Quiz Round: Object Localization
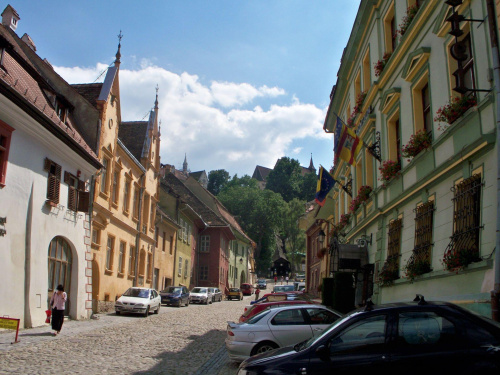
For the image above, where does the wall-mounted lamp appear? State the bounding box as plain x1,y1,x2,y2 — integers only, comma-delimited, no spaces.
317,229,326,244
356,233,373,248
239,258,243,264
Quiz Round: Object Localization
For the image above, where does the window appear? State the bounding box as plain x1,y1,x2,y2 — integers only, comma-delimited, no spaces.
329,315,387,355
147,253,153,281
271,309,306,326
305,308,338,325
422,84,432,134
91,228,100,247
362,48,371,90
106,236,115,271
169,236,174,254
142,194,150,233
184,259,188,278
179,219,184,242
178,256,183,277
410,201,435,267
100,158,109,194
132,186,139,219
150,202,155,232
118,241,126,274
44,158,62,205
162,231,166,252
48,236,72,294
200,235,210,252
0,120,14,186
412,73,432,135
384,218,403,278
54,99,67,122
112,170,120,205
187,224,191,245
64,171,89,212
384,4,396,54
445,174,482,263
128,246,136,276
387,111,401,166
123,179,131,214
200,265,208,280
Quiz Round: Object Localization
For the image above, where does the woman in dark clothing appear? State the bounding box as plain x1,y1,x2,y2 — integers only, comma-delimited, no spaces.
49,284,67,335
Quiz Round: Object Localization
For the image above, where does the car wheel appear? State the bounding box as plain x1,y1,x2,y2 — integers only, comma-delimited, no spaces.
251,341,279,356
155,304,160,314
205,297,209,305
115,311,120,315
144,306,150,317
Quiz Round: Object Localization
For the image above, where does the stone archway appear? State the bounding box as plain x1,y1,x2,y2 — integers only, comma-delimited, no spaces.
47,236,72,316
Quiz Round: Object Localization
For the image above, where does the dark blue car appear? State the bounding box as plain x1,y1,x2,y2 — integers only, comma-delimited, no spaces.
159,286,190,307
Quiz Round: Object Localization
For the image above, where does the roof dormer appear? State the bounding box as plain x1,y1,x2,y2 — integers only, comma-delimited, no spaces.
1,5,20,31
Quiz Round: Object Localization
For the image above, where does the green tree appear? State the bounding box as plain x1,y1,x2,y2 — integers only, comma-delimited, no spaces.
300,170,318,202
223,174,258,191
279,198,307,272
207,169,230,196
265,157,302,202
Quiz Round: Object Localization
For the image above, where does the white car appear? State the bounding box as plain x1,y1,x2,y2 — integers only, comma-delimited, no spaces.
225,304,342,362
115,287,161,317
190,287,213,304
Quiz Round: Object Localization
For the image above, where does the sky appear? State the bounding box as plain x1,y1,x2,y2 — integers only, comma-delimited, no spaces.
8,1,360,177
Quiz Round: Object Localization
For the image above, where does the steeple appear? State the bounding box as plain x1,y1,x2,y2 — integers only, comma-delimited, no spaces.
155,84,159,110
114,30,123,67
183,154,188,173
309,153,315,171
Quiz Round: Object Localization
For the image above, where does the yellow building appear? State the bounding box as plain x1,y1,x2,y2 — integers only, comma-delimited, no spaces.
73,43,161,311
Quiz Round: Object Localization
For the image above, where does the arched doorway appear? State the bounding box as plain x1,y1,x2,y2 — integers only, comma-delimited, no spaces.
240,270,246,284
47,236,72,315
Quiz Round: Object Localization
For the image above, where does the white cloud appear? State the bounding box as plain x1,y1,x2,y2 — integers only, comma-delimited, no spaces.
54,63,327,176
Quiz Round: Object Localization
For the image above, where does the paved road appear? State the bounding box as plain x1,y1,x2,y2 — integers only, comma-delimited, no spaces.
0,288,269,375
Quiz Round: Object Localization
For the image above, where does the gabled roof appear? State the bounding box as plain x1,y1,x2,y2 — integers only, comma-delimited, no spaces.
119,121,148,161
71,83,103,109
0,24,100,167
252,165,272,182
161,173,227,229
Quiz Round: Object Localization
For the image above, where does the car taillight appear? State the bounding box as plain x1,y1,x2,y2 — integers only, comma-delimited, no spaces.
228,330,234,336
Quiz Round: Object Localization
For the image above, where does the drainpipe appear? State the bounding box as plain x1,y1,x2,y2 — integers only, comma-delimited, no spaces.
134,173,145,287
487,0,500,322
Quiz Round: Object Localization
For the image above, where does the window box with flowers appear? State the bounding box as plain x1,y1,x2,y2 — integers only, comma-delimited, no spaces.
374,52,392,78
378,256,399,286
403,257,431,283
434,95,477,131
378,160,401,187
401,130,432,161
349,185,373,213
442,247,481,273
347,91,367,127
397,4,421,38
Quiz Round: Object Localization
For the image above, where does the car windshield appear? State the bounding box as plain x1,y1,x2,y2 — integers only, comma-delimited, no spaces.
229,288,240,292
302,312,360,350
123,288,150,298
162,287,182,293
192,288,207,293
273,285,294,292
246,309,271,324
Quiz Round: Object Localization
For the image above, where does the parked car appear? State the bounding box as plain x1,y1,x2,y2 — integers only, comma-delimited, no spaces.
240,299,315,323
226,304,342,362
293,281,306,291
240,283,254,295
190,287,213,304
272,284,294,293
227,287,243,301
294,274,305,282
257,279,267,289
249,291,314,306
115,287,161,317
237,295,500,374
159,286,190,307
209,287,223,302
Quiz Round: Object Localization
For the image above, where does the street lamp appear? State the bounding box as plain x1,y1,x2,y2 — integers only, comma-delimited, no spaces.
317,229,326,244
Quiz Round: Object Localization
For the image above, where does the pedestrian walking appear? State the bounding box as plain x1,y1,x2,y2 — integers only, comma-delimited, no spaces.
281,276,284,285
255,287,260,301
274,275,277,284
49,284,67,336
285,276,289,284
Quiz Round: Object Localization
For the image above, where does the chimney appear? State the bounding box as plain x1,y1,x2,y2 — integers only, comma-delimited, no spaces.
1,5,20,31
21,33,36,51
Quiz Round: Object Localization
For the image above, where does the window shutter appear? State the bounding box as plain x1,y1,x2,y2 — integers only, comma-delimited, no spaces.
78,191,90,212
64,171,70,184
44,158,51,172
78,179,85,191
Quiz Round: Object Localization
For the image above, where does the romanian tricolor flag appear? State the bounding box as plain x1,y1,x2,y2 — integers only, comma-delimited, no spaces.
333,115,362,166
315,166,336,207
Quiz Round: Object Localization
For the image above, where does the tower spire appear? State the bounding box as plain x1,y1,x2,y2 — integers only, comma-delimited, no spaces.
155,84,159,109
183,153,188,173
115,30,123,67
309,153,315,170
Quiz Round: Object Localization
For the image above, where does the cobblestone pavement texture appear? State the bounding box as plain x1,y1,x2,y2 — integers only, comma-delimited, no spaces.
0,285,274,375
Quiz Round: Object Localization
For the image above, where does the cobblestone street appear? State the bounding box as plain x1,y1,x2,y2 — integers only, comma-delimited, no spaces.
0,291,262,374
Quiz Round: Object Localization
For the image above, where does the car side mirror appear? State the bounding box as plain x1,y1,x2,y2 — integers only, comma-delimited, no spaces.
315,345,330,362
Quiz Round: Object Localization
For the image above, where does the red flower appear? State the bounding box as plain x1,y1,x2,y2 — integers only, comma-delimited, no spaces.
435,95,477,130
401,130,432,160
378,160,401,185
374,53,392,77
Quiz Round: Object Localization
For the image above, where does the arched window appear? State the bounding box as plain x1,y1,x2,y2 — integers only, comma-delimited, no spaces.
48,236,72,293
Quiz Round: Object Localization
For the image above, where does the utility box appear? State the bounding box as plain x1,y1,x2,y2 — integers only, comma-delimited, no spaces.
322,273,355,314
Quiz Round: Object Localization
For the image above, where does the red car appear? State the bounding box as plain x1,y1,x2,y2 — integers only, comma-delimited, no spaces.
240,283,254,296
239,299,314,323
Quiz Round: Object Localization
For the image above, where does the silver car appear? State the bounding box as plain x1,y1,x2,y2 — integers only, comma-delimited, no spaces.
190,287,213,304
225,304,341,362
209,287,223,302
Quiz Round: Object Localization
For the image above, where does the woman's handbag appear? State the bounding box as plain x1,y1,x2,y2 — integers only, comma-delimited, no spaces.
45,309,52,323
